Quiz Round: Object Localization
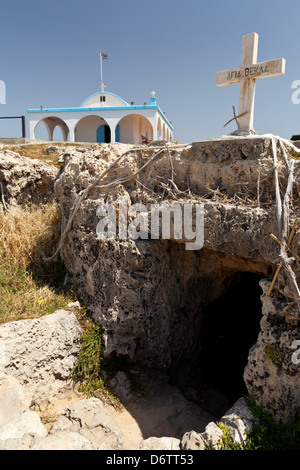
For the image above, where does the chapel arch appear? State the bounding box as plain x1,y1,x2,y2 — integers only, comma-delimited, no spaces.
75,115,111,143
34,116,69,141
53,125,66,141
34,120,51,141
117,114,153,145
166,128,170,142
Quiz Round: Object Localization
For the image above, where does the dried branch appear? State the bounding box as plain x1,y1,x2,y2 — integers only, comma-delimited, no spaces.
0,182,8,211
43,145,177,262
268,136,300,312
257,169,261,207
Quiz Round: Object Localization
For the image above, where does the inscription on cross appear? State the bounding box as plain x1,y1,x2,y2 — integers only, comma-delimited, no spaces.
216,32,286,133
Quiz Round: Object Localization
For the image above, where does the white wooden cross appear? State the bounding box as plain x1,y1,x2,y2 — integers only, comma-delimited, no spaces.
216,32,286,133
0,80,5,104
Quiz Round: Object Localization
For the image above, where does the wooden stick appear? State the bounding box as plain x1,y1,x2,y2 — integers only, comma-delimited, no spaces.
223,107,248,128
267,262,283,296
269,233,300,261
268,218,299,295
287,218,299,246
257,169,261,207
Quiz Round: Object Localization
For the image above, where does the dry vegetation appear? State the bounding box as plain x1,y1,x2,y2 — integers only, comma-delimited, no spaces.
3,143,95,168
0,199,123,407
0,202,75,324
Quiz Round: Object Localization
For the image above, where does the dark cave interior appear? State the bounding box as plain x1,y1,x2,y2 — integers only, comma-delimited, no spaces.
169,270,264,418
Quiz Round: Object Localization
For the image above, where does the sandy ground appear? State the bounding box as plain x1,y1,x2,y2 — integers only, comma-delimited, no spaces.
108,381,218,449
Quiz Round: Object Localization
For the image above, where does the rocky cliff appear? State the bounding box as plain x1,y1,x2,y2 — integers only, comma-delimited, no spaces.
1,136,299,425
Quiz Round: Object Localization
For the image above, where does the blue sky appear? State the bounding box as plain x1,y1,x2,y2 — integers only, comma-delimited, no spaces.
1,0,300,143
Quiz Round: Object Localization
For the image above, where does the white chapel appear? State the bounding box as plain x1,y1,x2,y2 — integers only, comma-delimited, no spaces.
27,89,174,145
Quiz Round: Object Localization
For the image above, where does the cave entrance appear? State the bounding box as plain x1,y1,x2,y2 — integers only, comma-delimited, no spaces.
198,271,263,414
168,267,264,418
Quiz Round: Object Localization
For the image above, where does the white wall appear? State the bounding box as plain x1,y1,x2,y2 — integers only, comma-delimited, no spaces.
28,108,170,143
75,115,107,142
119,115,134,143
82,93,128,108
118,114,153,144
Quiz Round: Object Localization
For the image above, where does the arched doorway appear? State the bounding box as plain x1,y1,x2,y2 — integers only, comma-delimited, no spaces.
53,125,65,141
34,116,69,141
34,120,51,141
75,115,110,143
115,124,120,143
117,114,153,144
97,124,111,143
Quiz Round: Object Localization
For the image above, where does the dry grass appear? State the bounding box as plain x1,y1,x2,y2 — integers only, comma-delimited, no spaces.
4,143,95,168
5,144,62,167
0,203,75,324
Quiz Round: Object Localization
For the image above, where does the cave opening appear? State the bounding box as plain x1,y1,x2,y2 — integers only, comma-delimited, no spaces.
198,271,263,413
168,267,265,419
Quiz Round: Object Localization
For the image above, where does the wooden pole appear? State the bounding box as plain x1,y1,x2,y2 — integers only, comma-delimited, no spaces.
269,233,300,261
267,218,299,295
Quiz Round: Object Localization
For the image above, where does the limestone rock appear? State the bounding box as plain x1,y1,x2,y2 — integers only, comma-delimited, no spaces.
0,151,58,206
49,415,73,434
30,431,101,450
0,433,34,450
181,422,223,450
49,397,123,450
140,436,180,450
0,373,47,442
0,395,124,450
46,146,60,155
67,301,82,312
220,397,257,444
181,398,255,450
0,394,123,450
0,373,32,422
180,430,206,450
0,310,82,406
0,411,47,441
200,422,224,448
244,280,300,423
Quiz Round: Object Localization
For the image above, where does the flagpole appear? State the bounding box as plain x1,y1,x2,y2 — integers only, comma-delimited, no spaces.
100,50,104,92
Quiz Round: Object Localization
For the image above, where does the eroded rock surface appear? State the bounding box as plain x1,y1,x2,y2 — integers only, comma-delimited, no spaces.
0,150,59,206
1,136,299,430
0,373,47,443
244,279,300,423
0,310,81,406
52,137,300,423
